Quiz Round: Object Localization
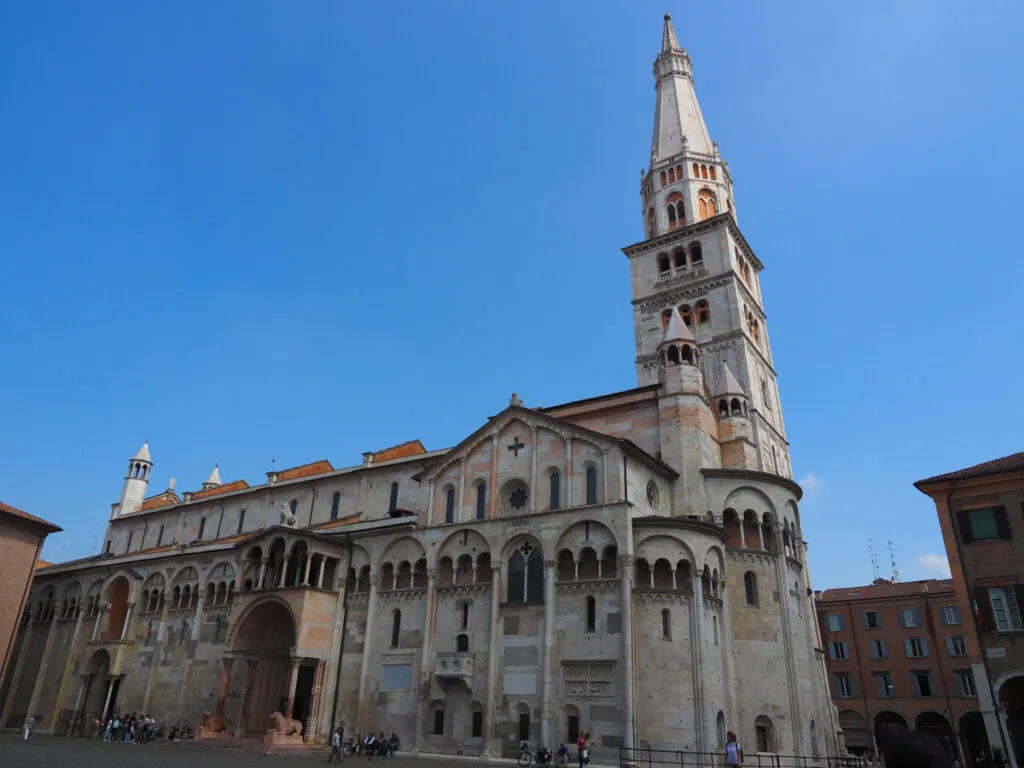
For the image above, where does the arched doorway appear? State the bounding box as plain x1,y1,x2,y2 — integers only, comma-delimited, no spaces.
229,599,298,735
874,711,909,751
959,711,991,767
839,710,872,756
81,650,115,730
915,711,956,758
999,675,1024,763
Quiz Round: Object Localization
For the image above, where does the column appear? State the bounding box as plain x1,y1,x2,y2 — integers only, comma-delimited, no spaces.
141,598,172,713
285,656,302,719
530,427,539,513
355,575,379,733
427,480,436,524
457,458,467,522
70,677,86,735
414,568,438,752
317,559,326,589
235,660,257,738
488,435,499,518
101,678,115,720
484,561,503,758
258,557,268,590
303,554,313,586
90,606,106,641
0,622,35,730
565,437,574,507
119,602,135,641
773,530,802,754
757,523,765,551
306,660,326,743
215,656,234,714
540,560,557,747
739,519,747,550
619,555,636,752
49,607,87,733
691,573,706,756
278,555,289,588
25,613,60,725
174,659,194,723
191,594,206,642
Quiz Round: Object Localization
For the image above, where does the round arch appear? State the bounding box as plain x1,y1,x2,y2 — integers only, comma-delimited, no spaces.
915,711,955,756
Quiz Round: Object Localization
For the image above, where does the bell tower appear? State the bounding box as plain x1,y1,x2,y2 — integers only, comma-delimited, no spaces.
624,15,792,478
114,441,151,518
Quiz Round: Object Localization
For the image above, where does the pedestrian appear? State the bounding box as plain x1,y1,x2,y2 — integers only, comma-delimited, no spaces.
329,721,345,763
725,731,743,768
23,716,35,740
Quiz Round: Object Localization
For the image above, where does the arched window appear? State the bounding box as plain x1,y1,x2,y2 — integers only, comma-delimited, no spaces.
730,398,742,415
744,571,759,606
330,492,341,521
696,299,709,325
709,166,717,180
391,609,401,648
698,189,717,220
689,242,703,268
647,208,656,237
673,250,686,270
585,466,598,505
692,162,700,177
156,524,164,547
667,345,680,364
389,482,399,511
713,614,720,644
461,601,470,629
526,548,545,603
289,499,298,516
197,517,206,541
679,305,693,327
667,204,677,228
549,472,560,510
659,171,667,186
676,164,682,179
718,399,728,417
586,596,596,632
456,633,469,652
658,254,670,276
476,483,487,520
762,379,773,410
716,712,726,749
668,167,675,183
662,608,671,639
661,309,672,330
445,487,455,524
508,551,526,604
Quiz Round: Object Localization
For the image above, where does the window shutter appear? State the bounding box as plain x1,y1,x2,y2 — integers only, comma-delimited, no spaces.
921,638,929,657
957,510,974,544
899,610,907,628
994,506,1011,539
1014,585,1024,618
955,674,964,697
975,587,996,632
904,638,912,656
946,637,954,655
911,675,920,696
928,674,936,696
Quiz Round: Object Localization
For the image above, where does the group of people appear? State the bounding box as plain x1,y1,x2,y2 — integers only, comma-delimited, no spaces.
94,713,190,744
328,722,400,763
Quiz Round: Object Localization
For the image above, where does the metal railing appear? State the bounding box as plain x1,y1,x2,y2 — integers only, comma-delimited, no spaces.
618,748,861,768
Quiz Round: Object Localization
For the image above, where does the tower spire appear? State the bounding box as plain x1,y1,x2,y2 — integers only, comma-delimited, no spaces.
661,13,681,52
651,14,713,163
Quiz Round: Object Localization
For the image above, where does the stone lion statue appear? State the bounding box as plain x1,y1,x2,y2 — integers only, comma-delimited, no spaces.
201,710,232,733
268,711,302,736
279,501,297,528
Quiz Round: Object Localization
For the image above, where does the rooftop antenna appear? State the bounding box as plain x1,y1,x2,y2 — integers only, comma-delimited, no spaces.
888,540,900,583
58,539,71,561
868,539,881,581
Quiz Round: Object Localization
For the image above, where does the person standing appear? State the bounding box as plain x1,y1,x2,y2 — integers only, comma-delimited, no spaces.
329,722,345,763
725,731,743,768
23,716,35,740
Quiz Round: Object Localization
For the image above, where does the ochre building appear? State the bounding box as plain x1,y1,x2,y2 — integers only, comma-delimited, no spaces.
1,17,838,761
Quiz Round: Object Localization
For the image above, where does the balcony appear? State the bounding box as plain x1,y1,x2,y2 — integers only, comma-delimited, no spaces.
657,265,708,284
434,652,475,681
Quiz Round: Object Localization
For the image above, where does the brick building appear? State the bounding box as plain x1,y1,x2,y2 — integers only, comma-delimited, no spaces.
916,451,1024,768
0,501,61,690
816,578,987,762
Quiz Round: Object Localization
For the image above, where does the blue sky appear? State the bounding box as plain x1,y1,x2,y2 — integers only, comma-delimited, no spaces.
2,2,1022,587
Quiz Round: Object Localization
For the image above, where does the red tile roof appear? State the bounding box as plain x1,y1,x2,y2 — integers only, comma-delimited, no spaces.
276,460,334,482
916,451,1024,486
140,490,181,512
818,578,955,603
37,559,54,569
190,479,250,501
308,513,362,531
372,440,426,463
0,500,62,533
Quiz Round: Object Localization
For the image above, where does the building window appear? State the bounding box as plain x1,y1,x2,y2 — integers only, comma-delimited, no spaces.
585,467,597,505
825,613,843,632
289,499,298,516
958,506,1010,542
744,571,758,606
476,483,487,520
461,601,470,630
197,518,206,541
947,636,968,656
526,548,544,603
713,614,719,644
912,672,935,697
905,637,928,658
874,672,895,698
716,712,726,749
941,605,962,625
391,609,401,648
698,189,717,220
509,547,544,605
988,587,1024,632
456,633,469,652
586,596,597,633
828,641,850,660
696,299,709,324
661,608,671,640
870,639,888,659
432,709,444,736
105,540,111,554
863,610,881,629
236,510,245,535
472,710,484,738
389,482,399,511
549,472,560,510
330,492,341,521
834,673,854,698
518,707,531,742
901,607,922,628
445,488,455,524
126,532,134,552
156,525,164,547
509,551,526,604
754,717,774,753
568,715,580,744
955,669,978,697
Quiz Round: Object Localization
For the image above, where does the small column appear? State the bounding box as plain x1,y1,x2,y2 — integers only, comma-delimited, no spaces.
414,568,438,752
565,437,574,507
285,656,302,719
235,660,257,738
483,561,503,758
119,602,136,641
488,434,499,518
90,606,105,642
278,555,289,588
101,678,115,720
427,480,436,524
757,523,765,551
0,621,35,729
191,594,206,642
529,426,539,513
601,448,610,503
540,560,557,746
317,558,326,589
305,660,326,743
303,553,313,586
355,575,379,733
691,572,706,755
619,555,636,751
457,458,467,522
215,656,234,715
25,612,60,723
739,518,747,550
258,557,269,590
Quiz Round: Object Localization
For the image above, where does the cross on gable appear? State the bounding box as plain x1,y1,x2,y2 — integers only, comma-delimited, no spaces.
507,437,526,457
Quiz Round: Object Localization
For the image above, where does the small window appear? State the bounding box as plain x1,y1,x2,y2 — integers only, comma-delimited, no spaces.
433,709,444,736
874,672,895,698
862,610,881,629
105,540,111,554
197,518,206,541
667,204,677,228
661,608,671,640
901,607,922,628
833,673,854,698
913,672,935,697
824,613,843,632
905,637,928,658
658,254,671,275
330,492,341,521
518,711,530,742
156,525,164,547
126,532,134,552
472,710,484,738
585,466,597,505
744,571,758,606
696,300,709,325
461,601,469,630
389,482,399,511
947,636,968,657
568,715,580,744
828,641,849,660
549,472,560,510
476,483,487,520
870,639,887,659
236,511,245,535
445,488,455,524
391,609,401,648
941,605,962,625
508,551,526,604
586,596,597,633
456,633,470,652
955,669,978,697
289,499,298,515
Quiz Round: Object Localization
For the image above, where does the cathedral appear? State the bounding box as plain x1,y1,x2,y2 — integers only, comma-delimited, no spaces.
1,16,839,761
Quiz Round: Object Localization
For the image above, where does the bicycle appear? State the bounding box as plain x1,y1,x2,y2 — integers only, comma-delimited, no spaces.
518,742,553,767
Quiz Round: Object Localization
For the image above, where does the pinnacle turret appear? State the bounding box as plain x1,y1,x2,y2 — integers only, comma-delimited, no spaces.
202,465,222,490
661,13,681,53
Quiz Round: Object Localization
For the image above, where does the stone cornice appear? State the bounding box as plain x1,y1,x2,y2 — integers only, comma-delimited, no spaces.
634,274,733,308
702,467,802,501
633,590,692,606
622,213,764,273
556,579,620,596
724,550,779,566
436,584,492,600
632,516,726,542
751,410,790,447
378,587,427,602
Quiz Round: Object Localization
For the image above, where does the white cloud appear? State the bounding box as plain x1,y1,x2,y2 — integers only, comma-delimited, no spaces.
799,472,823,492
916,552,951,579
